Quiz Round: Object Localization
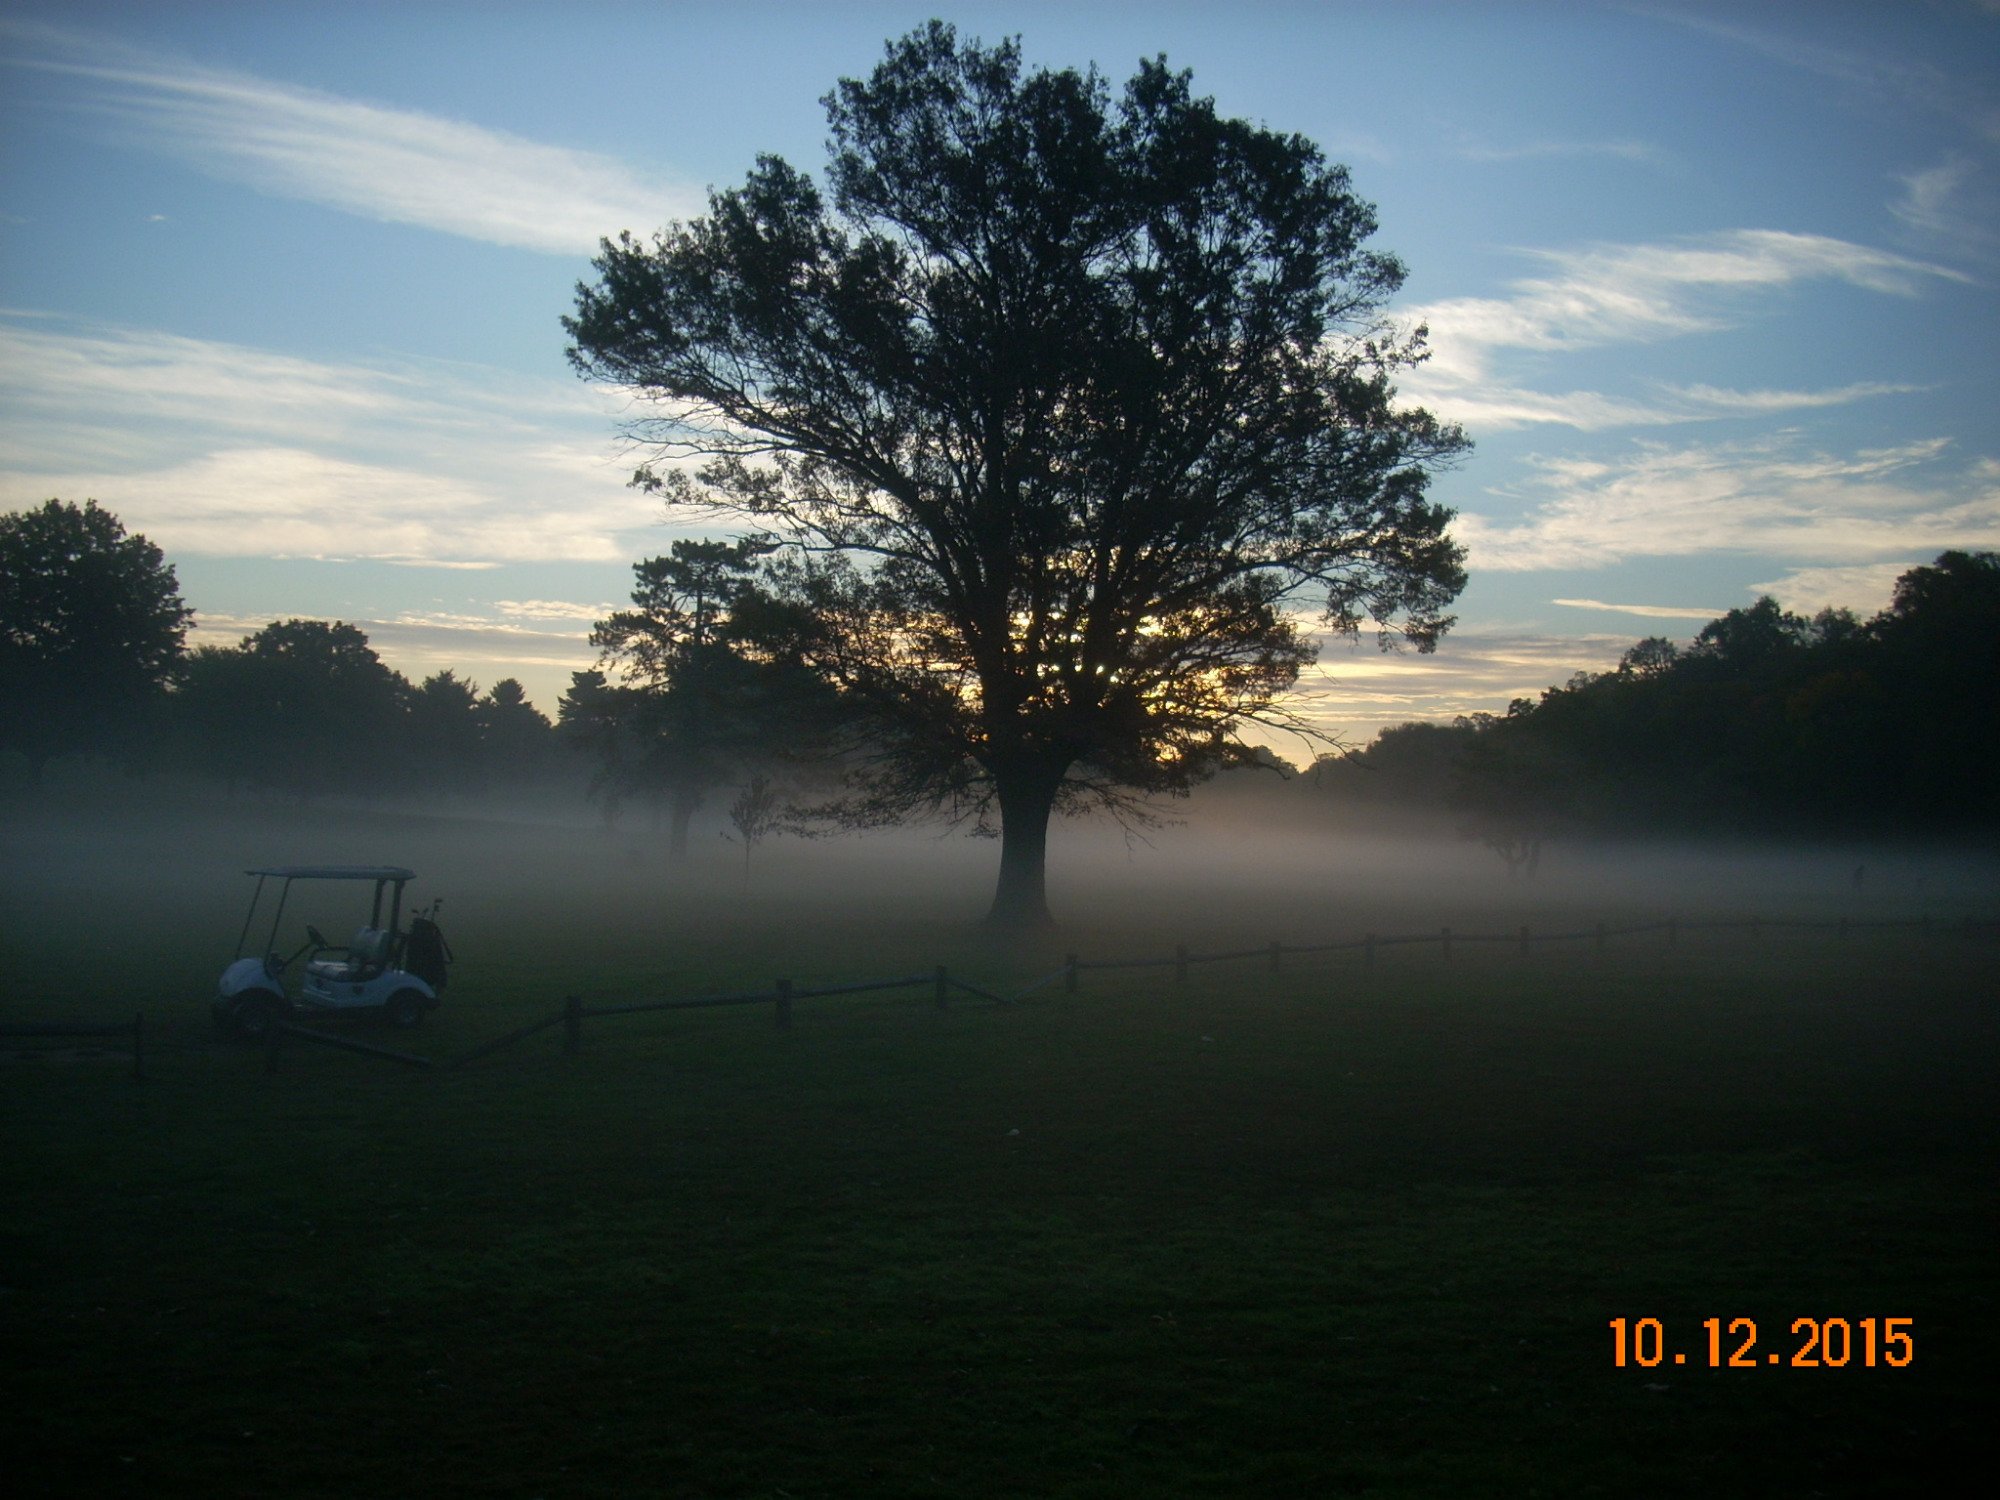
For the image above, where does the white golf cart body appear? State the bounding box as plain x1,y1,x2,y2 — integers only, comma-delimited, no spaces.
216,865,441,1033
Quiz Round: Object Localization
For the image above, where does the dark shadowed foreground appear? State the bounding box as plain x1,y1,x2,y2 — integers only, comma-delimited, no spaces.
2,797,1995,1496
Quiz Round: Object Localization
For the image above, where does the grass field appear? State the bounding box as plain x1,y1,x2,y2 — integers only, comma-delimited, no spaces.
2,798,1996,1496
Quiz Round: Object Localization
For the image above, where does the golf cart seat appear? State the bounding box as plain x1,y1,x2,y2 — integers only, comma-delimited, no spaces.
305,926,395,982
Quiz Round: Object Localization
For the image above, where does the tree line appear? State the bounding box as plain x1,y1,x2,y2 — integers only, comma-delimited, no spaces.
1313,551,2000,860
9,497,1992,871
0,499,564,798
0,499,827,854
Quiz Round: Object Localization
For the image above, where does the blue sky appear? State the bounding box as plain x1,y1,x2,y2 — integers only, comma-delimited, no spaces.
3,1,1995,746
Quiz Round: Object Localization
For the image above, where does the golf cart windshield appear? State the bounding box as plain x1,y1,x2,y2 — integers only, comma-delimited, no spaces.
236,866,418,962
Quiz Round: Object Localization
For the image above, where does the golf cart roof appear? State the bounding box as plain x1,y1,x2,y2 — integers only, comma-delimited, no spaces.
246,865,416,882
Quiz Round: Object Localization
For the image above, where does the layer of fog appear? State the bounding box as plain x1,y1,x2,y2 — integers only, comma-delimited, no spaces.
8,775,1997,979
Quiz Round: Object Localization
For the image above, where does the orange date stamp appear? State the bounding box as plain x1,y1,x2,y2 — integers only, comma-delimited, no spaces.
1609,1317,1913,1369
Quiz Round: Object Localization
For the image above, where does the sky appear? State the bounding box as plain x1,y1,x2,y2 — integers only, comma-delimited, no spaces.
2,0,1995,750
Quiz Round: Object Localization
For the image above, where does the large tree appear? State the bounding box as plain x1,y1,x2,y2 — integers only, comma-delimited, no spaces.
0,498,193,780
566,24,1468,925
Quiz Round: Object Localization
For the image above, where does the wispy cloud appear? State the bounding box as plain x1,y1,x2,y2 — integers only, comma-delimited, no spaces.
4,24,698,253
1895,156,1977,235
1400,230,1965,432
0,320,411,428
356,614,605,701
1550,598,1723,620
1747,562,1919,617
1459,434,2000,572
495,599,622,623
1666,381,1928,414
1418,379,1925,436
1408,230,1964,384
1292,628,1641,742
1642,7,2000,147
0,315,670,564
1446,132,1670,167
2,444,646,565
1891,154,1999,261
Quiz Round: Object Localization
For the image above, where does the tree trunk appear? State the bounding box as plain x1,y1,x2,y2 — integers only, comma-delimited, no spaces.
985,765,1062,930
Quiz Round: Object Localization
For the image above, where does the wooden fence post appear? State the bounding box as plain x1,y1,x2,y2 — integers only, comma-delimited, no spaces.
564,995,582,1055
131,1012,145,1082
1268,940,1282,975
1064,953,1078,993
1441,926,1452,960
776,978,793,1030
934,964,949,1010
1175,944,1189,982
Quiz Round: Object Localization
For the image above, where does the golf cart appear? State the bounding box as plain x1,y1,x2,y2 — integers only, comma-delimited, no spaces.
214,866,451,1037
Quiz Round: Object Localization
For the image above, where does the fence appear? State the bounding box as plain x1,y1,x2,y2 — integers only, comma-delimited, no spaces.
263,1021,434,1073
447,910,1994,1070
7,913,1993,1081
1056,912,1994,991
453,964,1019,1070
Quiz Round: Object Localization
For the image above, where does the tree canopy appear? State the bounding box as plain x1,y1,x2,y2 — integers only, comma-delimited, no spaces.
173,619,411,796
568,24,1468,924
0,498,193,778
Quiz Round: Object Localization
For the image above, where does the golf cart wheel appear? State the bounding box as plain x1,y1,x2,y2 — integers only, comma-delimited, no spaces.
385,990,425,1029
232,994,284,1040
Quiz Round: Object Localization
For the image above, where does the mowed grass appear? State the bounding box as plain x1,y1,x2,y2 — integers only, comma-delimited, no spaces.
1,802,1996,1497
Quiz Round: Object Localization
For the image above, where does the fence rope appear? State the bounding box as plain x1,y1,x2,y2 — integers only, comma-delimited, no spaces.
950,976,1021,1005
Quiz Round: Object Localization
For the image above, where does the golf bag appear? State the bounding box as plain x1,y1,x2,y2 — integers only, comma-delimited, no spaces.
404,914,453,992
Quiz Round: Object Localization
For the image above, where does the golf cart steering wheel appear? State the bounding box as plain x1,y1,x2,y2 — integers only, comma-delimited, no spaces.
306,924,328,949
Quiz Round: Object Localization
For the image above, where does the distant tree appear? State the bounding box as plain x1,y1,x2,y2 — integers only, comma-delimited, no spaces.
172,644,270,791
1427,554,2000,840
1868,550,2000,822
1684,597,1810,671
1618,636,1679,678
1448,707,1578,875
566,23,1467,926
173,620,410,796
0,499,193,781
723,773,786,881
1881,549,2000,634
477,677,558,784
557,669,645,825
588,539,790,859
1311,720,1470,814
408,670,485,793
